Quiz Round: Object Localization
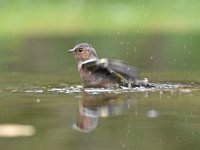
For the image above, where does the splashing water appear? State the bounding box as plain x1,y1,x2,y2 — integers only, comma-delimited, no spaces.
0,82,196,95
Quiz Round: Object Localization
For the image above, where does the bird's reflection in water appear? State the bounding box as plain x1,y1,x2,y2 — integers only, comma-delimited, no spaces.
72,92,134,132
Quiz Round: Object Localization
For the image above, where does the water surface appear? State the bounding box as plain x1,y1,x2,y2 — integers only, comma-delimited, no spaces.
0,34,200,150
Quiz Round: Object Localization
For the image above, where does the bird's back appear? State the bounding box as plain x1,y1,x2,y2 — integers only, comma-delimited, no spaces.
80,58,138,88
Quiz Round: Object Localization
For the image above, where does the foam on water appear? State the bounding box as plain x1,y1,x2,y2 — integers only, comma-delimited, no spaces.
0,82,197,95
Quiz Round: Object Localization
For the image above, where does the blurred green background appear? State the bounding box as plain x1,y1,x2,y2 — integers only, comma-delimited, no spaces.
1,0,200,86
0,0,200,35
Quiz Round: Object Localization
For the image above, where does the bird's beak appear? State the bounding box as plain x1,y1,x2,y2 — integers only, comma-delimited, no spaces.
68,48,75,53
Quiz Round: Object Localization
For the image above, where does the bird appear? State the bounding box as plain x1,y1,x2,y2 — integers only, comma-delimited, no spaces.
68,43,153,88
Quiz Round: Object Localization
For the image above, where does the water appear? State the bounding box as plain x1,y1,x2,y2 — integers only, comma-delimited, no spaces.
0,34,200,150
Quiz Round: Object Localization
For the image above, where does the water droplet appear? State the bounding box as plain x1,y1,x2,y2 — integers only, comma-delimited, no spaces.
147,110,159,118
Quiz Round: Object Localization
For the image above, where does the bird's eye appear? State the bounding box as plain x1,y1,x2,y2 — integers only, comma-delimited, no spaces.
78,49,83,52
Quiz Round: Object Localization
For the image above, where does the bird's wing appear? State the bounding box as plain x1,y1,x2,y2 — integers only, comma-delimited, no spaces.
81,59,98,69
98,58,138,81
82,59,128,85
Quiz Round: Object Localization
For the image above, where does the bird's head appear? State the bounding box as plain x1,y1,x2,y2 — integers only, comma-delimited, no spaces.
68,43,98,62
